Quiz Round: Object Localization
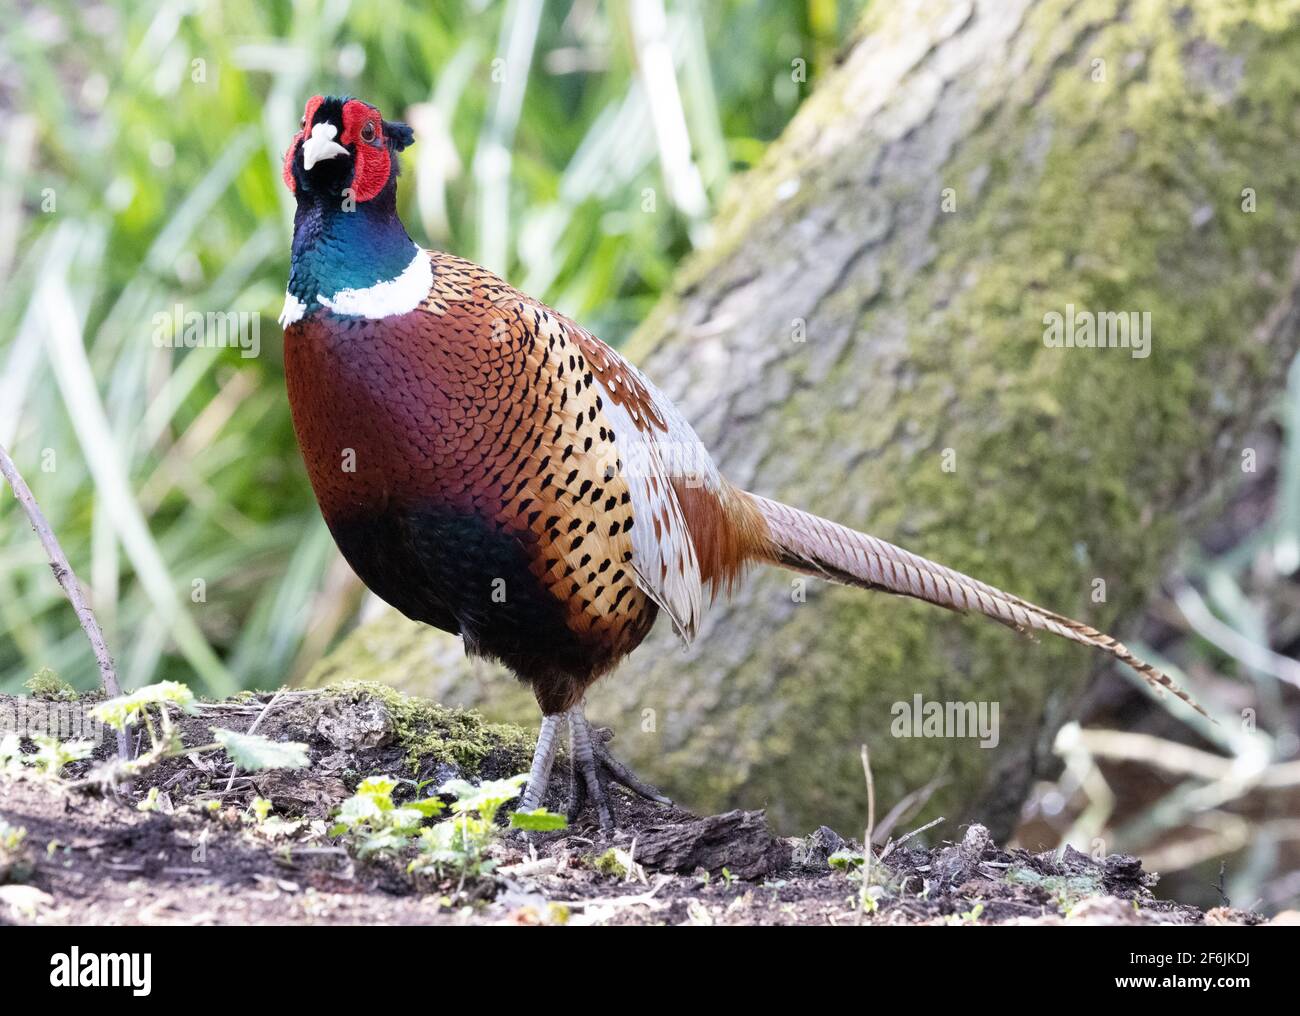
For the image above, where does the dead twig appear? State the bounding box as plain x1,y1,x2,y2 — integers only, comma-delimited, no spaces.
222,689,286,795
0,440,129,762
498,857,559,878
880,815,946,862
858,743,875,924
561,874,672,910
873,769,949,845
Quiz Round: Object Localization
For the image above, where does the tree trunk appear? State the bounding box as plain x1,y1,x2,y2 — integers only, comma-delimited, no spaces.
302,0,1300,838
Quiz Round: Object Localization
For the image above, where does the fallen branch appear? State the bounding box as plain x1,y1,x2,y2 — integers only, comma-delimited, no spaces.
0,440,129,762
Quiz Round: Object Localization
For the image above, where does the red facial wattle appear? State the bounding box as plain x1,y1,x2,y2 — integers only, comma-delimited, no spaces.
282,95,324,193
338,99,391,203
282,96,391,202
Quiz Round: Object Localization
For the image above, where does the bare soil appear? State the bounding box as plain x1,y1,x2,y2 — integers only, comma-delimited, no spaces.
0,687,1275,926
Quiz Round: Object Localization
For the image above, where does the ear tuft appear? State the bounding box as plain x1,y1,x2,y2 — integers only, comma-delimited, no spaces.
384,120,415,152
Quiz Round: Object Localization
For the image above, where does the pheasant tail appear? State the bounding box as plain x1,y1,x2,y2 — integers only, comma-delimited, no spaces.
742,492,1209,718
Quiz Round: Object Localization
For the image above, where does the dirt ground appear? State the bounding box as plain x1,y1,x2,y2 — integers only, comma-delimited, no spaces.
0,686,1282,926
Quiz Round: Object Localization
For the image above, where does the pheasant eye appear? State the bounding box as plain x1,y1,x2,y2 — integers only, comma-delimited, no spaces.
360,121,376,143
299,116,306,130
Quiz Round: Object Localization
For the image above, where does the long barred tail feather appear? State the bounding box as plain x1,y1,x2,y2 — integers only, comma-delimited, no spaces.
744,492,1209,718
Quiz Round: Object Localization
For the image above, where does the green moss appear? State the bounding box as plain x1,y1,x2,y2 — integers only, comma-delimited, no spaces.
323,680,534,776
24,668,78,702
1006,866,1106,909
589,848,629,879
298,610,539,726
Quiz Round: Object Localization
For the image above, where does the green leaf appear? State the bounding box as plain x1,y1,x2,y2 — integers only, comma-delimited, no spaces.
439,773,528,816
91,681,198,730
336,795,382,827
510,808,568,831
356,829,413,857
388,808,427,834
211,728,308,771
0,733,22,768
30,735,94,776
356,775,399,800
407,797,445,818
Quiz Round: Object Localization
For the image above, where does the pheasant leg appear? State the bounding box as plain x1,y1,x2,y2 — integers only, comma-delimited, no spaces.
564,704,672,830
518,712,564,814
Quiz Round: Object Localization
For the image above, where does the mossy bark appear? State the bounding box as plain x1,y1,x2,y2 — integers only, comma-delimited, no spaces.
302,0,1300,836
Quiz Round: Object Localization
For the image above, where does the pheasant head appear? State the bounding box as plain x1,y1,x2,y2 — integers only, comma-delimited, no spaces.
279,96,423,327
282,95,414,204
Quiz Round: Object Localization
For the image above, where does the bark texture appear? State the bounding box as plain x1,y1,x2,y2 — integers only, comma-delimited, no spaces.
302,0,1300,837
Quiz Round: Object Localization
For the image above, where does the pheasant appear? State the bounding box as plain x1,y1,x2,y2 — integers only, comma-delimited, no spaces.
280,96,1206,830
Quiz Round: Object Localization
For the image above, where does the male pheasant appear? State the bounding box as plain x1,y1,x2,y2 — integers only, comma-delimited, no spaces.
280,96,1206,830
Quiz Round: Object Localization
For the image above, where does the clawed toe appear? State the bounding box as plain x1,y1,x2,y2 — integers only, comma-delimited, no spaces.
521,706,672,833
568,707,614,830
592,735,672,806
562,706,672,831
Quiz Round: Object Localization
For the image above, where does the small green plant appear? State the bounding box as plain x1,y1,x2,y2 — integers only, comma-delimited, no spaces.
590,847,630,879
0,821,27,853
329,775,438,856
29,734,94,776
329,771,566,886
948,902,984,926
0,733,25,772
410,775,530,881
25,667,78,701
0,819,31,883
1,729,94,777
588,845,643,883
92,680,197,732
136,787,162,813
829,847,884,914
89,682,308,787
0,731,94,777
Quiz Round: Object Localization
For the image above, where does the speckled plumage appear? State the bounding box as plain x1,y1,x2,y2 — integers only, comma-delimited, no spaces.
285,252,707,712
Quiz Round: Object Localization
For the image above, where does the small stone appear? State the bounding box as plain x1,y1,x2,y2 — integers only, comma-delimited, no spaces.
314,696,395,751
960,823,992,860
791,825,847,868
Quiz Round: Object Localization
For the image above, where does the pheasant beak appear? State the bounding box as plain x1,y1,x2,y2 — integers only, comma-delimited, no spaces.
301,122,348,170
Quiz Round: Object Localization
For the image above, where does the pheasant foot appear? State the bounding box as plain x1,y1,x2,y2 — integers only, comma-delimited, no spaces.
519,705,672,831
